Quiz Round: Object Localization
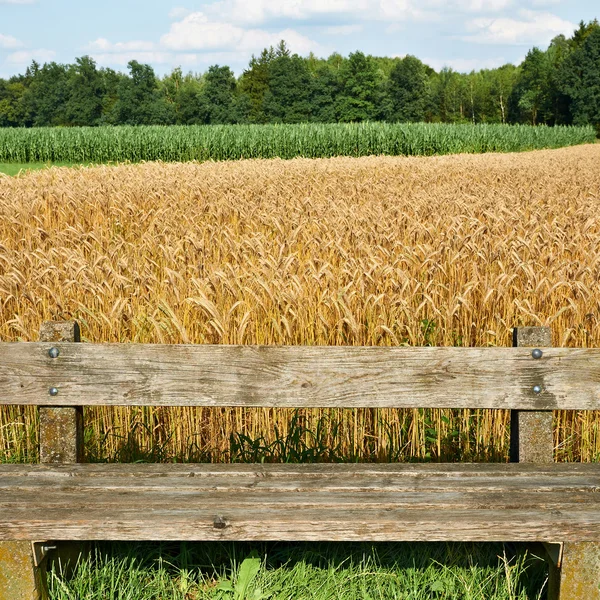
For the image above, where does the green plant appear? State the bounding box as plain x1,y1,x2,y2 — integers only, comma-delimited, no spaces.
216,553,267,600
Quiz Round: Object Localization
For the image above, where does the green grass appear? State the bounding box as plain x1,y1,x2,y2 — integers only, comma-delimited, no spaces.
47,542,548,600
0,122,595,165
0,161,86,176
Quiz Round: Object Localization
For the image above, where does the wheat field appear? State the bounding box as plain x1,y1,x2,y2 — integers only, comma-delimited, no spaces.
1,144,599,462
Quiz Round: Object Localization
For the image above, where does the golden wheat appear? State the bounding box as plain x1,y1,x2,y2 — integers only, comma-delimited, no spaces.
1,145,599,462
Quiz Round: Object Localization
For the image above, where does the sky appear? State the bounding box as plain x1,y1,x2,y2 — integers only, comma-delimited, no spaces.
0,0,598,78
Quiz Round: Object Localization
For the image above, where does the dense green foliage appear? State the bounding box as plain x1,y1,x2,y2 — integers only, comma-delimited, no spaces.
0,122,594,164
1,21,599,132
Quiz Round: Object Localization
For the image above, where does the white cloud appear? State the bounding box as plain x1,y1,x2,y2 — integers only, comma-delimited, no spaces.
422,55,513,72
443,0,513,11
0,0,36,4
462,9,574,45
379,0,440,21
204,0,373,26
199,0,513,27
87,38,155,52
169,6,192,19
5,48,56,64
90,51,198,67
0,33,23,49
160,12,328,55
529,0,560,5
322,25,364,35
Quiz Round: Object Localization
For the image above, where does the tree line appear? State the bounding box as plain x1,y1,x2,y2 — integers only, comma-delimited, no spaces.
0,20,598,131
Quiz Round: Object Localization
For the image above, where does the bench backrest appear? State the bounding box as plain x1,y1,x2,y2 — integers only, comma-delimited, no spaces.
1,330,599,410
2,321,598,463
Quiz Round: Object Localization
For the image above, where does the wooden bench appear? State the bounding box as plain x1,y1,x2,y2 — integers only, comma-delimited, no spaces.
1,321,600,600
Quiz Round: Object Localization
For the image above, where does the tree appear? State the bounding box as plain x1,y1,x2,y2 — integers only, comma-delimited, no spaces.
570,19,600,49
488,65,519,124
560,26,600,133
386,55,428,122
430,67,468,123
21,61,69,126
0,77,27,127
238,47,275,123
545,35,572,125
112,61,174,125
263,42,313,123
310,62,340,123
509,47,552,125
159,68,205,125
335,51,382,122
197,65,238,124
65,56,105,126
99,67,127,125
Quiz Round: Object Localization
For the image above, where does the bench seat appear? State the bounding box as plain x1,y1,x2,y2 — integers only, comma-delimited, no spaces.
1,463,600,543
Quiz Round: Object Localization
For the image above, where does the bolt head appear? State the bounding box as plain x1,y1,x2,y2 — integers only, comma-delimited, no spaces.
533,385,542,394
49,387,59,397
531,348,543,359
48,347,59,359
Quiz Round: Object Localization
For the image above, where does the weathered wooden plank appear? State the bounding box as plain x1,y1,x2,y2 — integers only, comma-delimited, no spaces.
0,463,599,491
2,487,599,512
1,464,600,542
3,507,600,542
1,343,599,409
3,461,600,476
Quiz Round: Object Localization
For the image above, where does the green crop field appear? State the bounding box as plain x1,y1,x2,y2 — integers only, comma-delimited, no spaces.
0,122,595,165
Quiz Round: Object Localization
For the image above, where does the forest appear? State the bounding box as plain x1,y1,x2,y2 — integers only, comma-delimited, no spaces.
0,19,598,131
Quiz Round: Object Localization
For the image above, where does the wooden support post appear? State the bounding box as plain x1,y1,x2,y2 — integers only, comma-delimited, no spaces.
0,542,47,600
39,321,83,464
0,321,84,600
39,321,87,586
510,326,553,463
511,327,557,596
548,542,600,599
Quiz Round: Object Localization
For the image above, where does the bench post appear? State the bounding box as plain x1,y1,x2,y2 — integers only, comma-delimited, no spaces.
512,327,600,599
510,327,553,463
0,321,84,600
38,321,84,463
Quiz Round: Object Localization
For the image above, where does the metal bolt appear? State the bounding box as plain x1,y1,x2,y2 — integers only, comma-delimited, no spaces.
48,347,59,359
533,385,542,394
531,348,543,359
41,545,57,553
49,387,59,397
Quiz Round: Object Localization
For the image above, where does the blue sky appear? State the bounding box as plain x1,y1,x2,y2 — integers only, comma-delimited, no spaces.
0,0,598,78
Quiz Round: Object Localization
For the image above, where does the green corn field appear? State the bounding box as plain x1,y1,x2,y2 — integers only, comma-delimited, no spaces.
0,122,595,164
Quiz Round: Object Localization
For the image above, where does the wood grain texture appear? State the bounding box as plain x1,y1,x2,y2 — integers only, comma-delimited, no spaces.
0,343,599,409
1,463,600,542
